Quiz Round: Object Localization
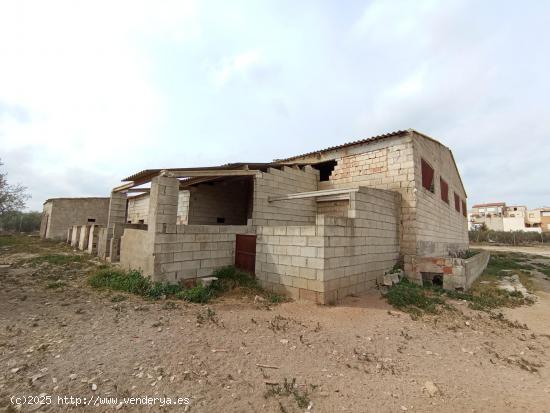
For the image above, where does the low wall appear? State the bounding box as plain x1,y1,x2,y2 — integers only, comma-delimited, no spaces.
464,250,490,289
152,225,253,283
413,250,490,290
120,229,154,275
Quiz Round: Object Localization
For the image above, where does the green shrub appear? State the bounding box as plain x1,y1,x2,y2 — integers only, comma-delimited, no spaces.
210,266,260,292
385,279,445,315
89,268,184,299
89,268,152,295
176,285,213,303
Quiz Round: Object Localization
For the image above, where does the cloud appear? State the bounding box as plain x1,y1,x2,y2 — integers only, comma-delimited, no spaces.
0,0,549,211
212,49,265,87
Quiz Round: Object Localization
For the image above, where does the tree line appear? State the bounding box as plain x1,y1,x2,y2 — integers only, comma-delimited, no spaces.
469,226,549,245
0,159,41,233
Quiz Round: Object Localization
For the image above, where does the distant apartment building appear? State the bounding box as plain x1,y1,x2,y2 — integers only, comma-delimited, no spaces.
468,202,546,233
531,207,550,232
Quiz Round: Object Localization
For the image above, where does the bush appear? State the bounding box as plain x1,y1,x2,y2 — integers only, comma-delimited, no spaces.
175,285,213,303
469,229,549,244
89,268,153,296
210,266,261,293
385,279,445,315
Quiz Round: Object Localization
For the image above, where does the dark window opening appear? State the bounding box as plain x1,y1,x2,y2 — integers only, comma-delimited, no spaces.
421,159,435,193
87,218,96,223
422,272,443,287
440,177,449,204
217,217,226,224
454,193,461,212
127,220,132,224
312,160,337,182
138,219,145,224
462,200,467,217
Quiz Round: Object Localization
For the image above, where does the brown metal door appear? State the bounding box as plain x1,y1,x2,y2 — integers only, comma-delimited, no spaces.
235,234,256,274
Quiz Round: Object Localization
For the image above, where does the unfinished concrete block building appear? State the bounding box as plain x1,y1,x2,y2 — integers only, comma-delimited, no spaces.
47,129,485,303
40,197,110,240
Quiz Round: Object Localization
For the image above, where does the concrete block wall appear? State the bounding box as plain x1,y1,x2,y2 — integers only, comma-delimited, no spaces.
315,135,416,258
256,187,401,303
188,179,251,225
177,191,190,224
151,225,252,283
126,191,190,225
323,188,401,302
127,195,150,224
255,224,324,301
412,133,468,262
317,200,349,217
40,202,53,238
252,166,319,226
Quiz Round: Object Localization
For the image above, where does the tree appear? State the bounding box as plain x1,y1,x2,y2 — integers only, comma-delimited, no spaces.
0,159,29,216
0,211,42,232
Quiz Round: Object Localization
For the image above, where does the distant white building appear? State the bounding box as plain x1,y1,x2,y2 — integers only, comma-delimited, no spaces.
468,202,542,233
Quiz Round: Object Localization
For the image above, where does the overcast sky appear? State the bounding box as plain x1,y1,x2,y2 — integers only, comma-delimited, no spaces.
1,0,549,211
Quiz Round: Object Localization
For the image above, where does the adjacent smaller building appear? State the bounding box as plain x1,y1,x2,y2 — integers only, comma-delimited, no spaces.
40,197,110,240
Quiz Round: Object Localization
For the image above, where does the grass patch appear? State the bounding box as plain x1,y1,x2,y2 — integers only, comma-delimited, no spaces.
483,253,535,276
0,235,24,247
449,249,480,259
88,265,284,304
454,281,528,310
385,265,534,316
534,263,550,276
29,254,84,266
384,279,445,316
89,268,182,299
175,285,213,303
267,293,288,304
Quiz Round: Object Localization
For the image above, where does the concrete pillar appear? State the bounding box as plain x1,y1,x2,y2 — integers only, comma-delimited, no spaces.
148,174,179,234
107,191,128,235
78,225,90,250
98,191,127,259
87,224,101,254
70,225,81,248
147,174,179,282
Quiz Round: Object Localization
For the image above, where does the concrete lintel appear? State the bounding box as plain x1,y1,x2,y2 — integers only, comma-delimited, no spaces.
268,188,359,202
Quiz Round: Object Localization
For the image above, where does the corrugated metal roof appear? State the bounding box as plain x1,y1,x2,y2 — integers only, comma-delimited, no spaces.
274,130,410,162
121,163,275,183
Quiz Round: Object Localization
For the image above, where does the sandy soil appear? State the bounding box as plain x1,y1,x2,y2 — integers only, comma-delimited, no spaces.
1,238,550,412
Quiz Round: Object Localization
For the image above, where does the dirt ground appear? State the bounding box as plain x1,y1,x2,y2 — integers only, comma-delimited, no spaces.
2,237,550,412
475,244,550,258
